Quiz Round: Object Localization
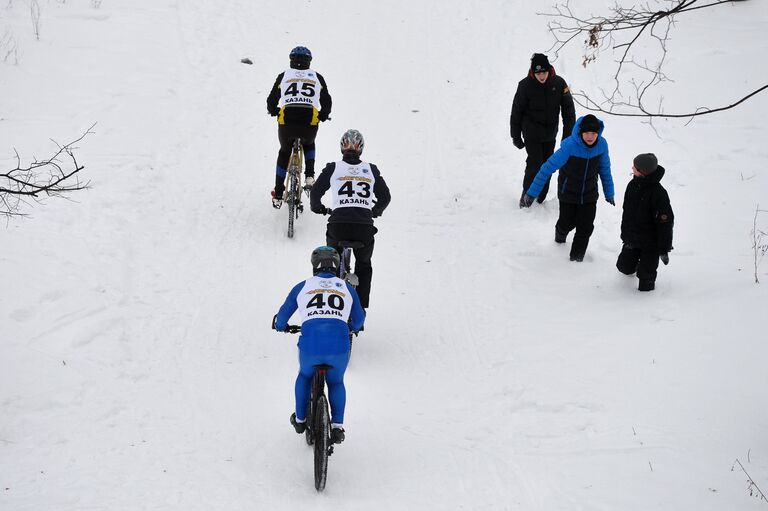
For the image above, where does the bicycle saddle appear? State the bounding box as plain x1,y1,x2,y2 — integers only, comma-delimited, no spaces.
338,240,364,250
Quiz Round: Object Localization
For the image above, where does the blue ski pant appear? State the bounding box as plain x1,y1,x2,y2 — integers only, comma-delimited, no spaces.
295,350,349,425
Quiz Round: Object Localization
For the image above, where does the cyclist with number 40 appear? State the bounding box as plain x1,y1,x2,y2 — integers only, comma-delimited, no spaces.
310,129,391,310
273,246,365,444
267,46,332,209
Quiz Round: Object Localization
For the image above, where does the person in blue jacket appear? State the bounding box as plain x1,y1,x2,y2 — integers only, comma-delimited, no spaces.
520,114,615,261
273,246,365,444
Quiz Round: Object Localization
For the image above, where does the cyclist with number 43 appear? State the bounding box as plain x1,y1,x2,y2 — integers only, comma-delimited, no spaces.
267,46,332,208
273,246,365,444
310,130,391,310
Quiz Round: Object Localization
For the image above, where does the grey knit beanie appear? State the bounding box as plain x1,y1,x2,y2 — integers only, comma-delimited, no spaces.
633,153,658,175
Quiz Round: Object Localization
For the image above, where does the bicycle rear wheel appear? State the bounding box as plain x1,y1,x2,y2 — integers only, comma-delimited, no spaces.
313,394,331,491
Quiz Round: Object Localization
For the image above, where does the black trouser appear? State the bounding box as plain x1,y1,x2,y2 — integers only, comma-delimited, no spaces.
522,139,556,202
326,223,378,309
616,245,660,288
556,201,597,258
275,124,318,193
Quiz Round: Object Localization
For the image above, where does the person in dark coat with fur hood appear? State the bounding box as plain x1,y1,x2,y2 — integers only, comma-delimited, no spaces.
616,153,674,291
520,114,615,262
510,53,576,204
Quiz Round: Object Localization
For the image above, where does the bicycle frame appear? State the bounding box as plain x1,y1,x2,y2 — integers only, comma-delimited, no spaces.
337,241,363,287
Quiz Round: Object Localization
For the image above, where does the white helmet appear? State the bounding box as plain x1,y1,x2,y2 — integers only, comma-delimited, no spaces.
340,129,364,155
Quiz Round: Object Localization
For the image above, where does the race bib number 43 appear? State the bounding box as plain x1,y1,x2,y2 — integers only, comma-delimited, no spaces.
330,162,375,210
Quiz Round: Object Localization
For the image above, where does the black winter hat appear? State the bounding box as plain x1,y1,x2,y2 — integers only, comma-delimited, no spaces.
530,53,551,74
579,114,601,134
633,153,658,175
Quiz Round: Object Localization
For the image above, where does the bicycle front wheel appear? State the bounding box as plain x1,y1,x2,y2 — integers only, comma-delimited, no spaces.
287,172,298,238
313,394,330,491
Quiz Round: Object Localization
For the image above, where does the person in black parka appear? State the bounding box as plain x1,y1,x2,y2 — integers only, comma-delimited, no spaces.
616,153,674,291
510,53,576,204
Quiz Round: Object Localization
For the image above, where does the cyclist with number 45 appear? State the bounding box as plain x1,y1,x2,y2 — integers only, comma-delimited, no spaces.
273,246,365,444
267,46,332,209
310,130,391,310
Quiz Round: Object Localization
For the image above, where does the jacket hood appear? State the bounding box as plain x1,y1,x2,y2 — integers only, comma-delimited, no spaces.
636,164,666,185
572,115,605,137
559,114,609,158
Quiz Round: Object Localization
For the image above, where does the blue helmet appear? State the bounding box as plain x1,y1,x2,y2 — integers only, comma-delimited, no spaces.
311,246,340,275
289,46,312,69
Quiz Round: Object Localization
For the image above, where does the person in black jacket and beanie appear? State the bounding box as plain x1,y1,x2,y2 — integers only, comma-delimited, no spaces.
510,53,576,204
310,129,391,309
616,153,674,291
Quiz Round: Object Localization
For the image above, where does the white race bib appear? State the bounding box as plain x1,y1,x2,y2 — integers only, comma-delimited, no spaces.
297,276,352,324
330,161,375,210
278,68,321,109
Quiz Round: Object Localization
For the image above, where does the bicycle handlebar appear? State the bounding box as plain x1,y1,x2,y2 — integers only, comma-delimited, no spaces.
275,323,358,336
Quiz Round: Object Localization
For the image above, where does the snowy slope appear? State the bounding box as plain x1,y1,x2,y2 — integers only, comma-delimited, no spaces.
2,1,767,510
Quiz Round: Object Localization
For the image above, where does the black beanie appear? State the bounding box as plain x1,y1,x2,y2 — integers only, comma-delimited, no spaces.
530,53,550,74
633,153,658,175
579,114,601,134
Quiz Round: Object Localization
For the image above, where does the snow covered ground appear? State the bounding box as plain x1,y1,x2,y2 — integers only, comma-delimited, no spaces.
2,1,767,509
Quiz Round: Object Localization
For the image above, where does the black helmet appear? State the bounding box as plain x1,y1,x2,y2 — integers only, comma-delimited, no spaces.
289,46,312,70
311,246,340,275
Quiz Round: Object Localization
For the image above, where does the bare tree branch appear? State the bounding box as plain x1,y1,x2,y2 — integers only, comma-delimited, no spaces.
541,0,765,118
1,124,94,218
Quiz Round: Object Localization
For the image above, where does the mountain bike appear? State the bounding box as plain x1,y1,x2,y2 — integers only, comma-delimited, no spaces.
335,239,364,350
337,240,363,287
284,139,305,238
283,324,334,491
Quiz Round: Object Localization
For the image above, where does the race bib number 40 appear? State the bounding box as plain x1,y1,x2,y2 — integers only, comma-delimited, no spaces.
297,277,352,323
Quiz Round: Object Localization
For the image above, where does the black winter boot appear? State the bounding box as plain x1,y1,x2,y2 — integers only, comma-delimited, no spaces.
555,228,567,244
638,279,655,292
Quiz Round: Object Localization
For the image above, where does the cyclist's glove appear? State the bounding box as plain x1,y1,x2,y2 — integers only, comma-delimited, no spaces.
312,205,329,215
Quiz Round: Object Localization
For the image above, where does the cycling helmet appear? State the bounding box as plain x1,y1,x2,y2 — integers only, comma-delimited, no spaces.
311,246,340,275
340,129,364,155
289,46,312,70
